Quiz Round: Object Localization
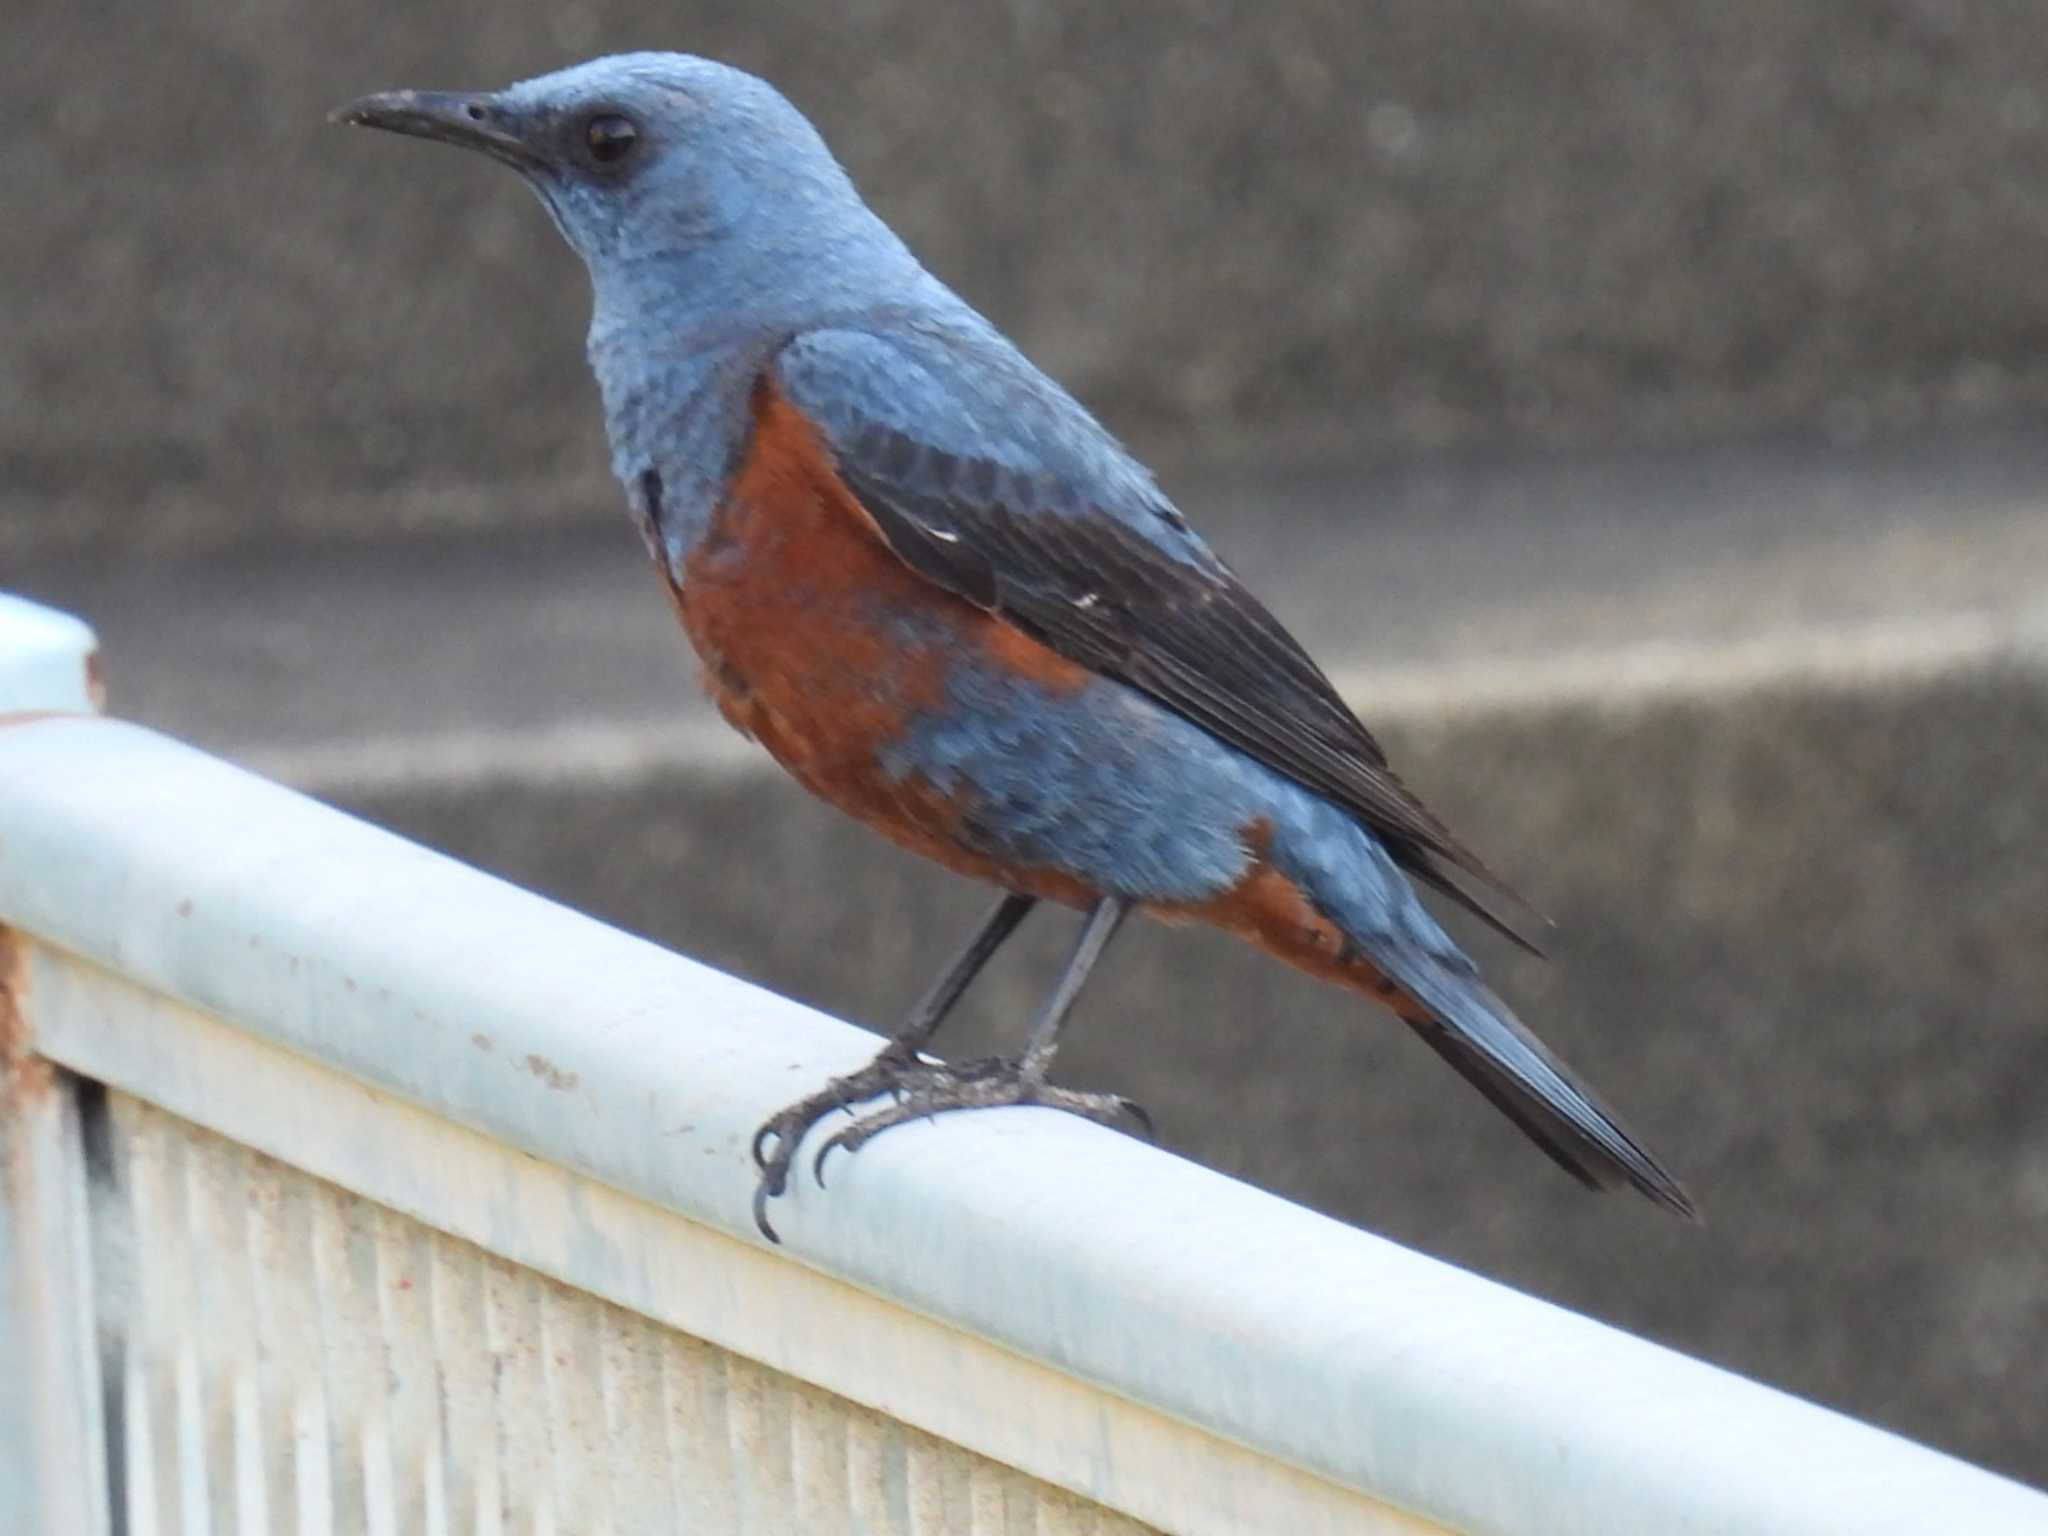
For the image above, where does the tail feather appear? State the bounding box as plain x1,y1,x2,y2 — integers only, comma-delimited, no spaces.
1228,801,1696,1218
1399,980,1699,1220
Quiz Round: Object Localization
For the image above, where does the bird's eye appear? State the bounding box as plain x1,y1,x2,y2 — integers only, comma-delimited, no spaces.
583,113,640,166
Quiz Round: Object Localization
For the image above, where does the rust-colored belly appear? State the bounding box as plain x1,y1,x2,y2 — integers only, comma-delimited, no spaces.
666,380,1097,907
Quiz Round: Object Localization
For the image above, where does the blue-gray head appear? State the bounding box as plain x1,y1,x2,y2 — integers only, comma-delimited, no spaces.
336,53,924,335
337,53,1045,555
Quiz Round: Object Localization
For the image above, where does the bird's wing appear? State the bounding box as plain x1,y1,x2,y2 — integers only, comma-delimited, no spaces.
775,326,1542,949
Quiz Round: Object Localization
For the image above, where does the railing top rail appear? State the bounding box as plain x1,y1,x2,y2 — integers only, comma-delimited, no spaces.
2,595,2043,1536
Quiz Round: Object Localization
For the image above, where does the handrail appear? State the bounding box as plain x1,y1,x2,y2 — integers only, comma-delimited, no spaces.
2,592,2044,1535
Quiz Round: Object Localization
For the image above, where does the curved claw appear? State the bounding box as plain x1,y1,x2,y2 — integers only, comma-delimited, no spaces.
812,1124,862,1188
751,1181,783,1245
1120,1097,1157,1141
751,1121,781,1172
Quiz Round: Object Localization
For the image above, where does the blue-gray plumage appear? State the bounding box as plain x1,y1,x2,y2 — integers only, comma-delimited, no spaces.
336,53,1695,1238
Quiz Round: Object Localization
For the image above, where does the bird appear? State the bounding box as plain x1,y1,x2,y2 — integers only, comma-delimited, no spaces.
335,53,1696,1241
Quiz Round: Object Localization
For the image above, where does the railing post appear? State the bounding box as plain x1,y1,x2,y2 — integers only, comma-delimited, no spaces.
0,596,109,1535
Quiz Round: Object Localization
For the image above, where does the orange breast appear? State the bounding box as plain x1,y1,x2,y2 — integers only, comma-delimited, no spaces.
669,377,1098,906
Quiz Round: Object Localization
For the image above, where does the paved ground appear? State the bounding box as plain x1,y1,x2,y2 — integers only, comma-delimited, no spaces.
16,428,2048,1484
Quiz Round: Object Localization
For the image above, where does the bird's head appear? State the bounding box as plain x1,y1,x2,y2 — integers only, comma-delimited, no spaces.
335,53,896,307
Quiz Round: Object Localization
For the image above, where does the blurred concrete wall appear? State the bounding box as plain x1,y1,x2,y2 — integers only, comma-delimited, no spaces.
11,0,2048,561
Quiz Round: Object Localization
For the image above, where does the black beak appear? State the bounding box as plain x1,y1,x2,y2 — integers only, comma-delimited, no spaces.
330,90,546,173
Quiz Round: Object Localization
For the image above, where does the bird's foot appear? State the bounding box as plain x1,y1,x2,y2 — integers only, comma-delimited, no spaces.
751,1045,935,1240
749,1050,1151,1241
811,1060,1153,1186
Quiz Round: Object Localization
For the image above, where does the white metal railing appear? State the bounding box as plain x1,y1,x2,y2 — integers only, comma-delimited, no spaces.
2,589,2045,1535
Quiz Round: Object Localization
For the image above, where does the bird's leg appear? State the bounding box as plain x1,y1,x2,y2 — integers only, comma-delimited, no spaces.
810,896,1152,1187
751,890,1036,1238
1014,895,1129,1081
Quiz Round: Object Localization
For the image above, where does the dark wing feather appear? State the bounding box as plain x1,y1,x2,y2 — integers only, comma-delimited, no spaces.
779,361,1545,950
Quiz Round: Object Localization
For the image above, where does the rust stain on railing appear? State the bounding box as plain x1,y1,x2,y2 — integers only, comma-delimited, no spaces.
82,649,106,715
0,926,55,1119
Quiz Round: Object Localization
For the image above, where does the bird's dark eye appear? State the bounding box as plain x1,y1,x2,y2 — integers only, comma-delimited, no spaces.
583,113,639,165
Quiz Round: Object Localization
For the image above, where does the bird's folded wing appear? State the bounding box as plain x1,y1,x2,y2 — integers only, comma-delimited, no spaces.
774,326,1541,948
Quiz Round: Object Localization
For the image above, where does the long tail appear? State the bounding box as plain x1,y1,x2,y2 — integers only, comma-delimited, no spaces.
1228,800,1699,1220
1392,971,1698,1219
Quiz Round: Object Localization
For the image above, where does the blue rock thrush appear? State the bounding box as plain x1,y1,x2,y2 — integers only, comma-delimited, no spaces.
336,54,1695,1240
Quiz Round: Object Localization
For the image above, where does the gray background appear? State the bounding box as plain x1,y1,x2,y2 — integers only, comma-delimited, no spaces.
9,0,2048,1493
13,0,2048,557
